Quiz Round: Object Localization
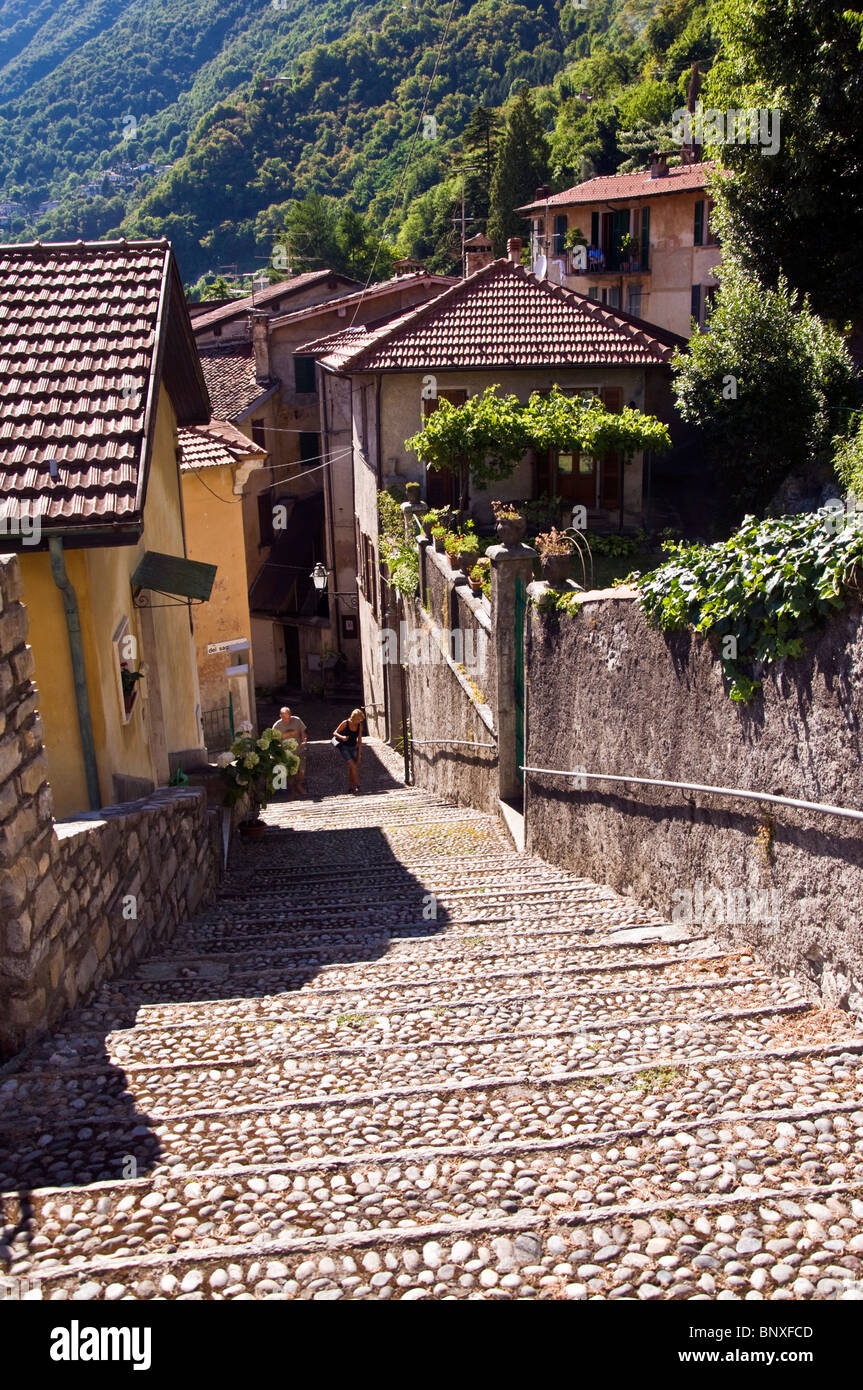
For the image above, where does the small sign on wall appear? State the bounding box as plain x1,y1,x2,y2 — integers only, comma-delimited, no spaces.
341,615,358,640
206,638,250,656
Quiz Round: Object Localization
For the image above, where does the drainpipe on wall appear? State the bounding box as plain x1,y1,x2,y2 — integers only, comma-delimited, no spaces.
48,535,102,811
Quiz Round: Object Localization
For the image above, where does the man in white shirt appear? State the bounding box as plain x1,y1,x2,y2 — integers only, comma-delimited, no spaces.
272,706,308,795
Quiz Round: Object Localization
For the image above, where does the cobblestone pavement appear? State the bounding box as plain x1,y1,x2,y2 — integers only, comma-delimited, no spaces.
2,740,862,1301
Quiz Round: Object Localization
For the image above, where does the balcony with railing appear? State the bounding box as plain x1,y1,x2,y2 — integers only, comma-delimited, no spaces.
565,238,650,277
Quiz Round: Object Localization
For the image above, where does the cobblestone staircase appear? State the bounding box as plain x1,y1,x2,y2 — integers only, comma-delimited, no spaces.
1,743,862,1301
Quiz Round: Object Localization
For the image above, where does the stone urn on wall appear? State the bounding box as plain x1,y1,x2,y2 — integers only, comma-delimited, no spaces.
536,528,576,587
492,503,527,547
540,551,573,585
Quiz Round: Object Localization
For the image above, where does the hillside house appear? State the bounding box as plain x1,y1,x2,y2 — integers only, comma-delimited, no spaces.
518,160,721,338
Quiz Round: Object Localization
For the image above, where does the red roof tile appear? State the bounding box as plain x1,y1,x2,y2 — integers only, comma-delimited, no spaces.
298,259,685,372
178,419,267,472
269,273,456,330
0,239,208,541
197,341,276,421
191,271,360,334
518,161,715,212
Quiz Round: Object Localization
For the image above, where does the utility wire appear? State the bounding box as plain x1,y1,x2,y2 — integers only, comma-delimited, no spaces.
184,445,354,505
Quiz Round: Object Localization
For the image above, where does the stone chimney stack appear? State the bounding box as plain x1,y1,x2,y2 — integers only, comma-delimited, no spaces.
649,153,669,179
464,232,494,276
507,237,523,265
250,311,270,383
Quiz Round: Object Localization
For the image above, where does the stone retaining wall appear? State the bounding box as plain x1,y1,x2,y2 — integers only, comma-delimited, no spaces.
0,553,252,1060
525,587,863,1018
405,540,499,814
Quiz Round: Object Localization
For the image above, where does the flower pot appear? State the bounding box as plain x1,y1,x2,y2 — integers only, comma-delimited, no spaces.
496,516,526,546
456,548,478,573
239,819,267,839
405,481,421,503
421,520,434,538
432,534,446,553
468,578,484,595
540,551,574,585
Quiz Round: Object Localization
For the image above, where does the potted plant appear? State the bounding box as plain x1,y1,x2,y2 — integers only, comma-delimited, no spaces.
218,724,300,834
468,564,485,594
120,662,143,716
456,543,479,573
564,227,588,273
618,232,633,272
405,481,422,504
431,523,447,553
420,506,439,538
492,500,526,547
535,527,575,585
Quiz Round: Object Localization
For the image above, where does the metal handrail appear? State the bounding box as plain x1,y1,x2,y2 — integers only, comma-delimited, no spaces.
413,738,497,750
520,765,863,823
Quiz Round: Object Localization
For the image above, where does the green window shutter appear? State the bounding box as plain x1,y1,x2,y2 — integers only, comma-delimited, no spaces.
691,284,701,323
590,210,599,245
640,206,650,269
694,199,704,246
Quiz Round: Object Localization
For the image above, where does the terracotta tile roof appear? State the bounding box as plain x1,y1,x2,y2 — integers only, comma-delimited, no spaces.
191,271,360,334
269,273,456,330
0,238,209,540
297,258,685,372
178,419,267,472
197,341,276,420
518,161,715,212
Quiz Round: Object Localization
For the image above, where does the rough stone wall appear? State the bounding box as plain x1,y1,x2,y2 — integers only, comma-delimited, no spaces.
525,590,863,1017
406,542,498,814
0,553,252,1060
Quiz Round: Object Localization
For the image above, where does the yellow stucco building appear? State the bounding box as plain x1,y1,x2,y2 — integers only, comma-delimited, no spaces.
0,240,215,817
178,419,267,747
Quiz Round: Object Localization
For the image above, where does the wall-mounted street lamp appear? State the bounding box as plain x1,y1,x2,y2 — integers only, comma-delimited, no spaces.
311,562,329,592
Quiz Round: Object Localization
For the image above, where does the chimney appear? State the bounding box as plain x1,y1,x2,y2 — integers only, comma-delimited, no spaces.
649,153,669,179
251,310,270,383
507,236,523,265
464,232,493,276
534,185,550,202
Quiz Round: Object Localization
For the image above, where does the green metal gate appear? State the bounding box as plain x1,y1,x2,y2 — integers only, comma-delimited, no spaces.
514,576,526,786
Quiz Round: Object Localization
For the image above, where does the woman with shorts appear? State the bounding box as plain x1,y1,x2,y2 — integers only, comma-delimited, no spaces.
332,708,365,793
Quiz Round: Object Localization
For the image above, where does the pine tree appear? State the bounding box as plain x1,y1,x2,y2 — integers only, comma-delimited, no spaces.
459,106,499,225
486,90,550,255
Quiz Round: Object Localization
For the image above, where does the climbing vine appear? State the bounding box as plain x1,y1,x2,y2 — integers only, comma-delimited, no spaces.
378,489,419,598
630,510,863,701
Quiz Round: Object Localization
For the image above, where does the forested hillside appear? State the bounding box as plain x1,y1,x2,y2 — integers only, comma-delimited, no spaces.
1,0,713,284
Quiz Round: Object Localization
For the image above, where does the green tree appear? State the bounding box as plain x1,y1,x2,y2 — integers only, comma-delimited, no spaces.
672,259,860,520
486,89,549,254
282,194,342,272
706,0,863,324
459,105,499,226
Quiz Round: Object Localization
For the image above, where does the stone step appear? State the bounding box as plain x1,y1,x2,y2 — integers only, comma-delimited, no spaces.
83,962,797,1023
5,997,838,1106
119,942,763,994
3,1011,856,1139
5,1099,863,1279
19,971,812,1070
2,1042,859,1192
8,1180,863,1302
